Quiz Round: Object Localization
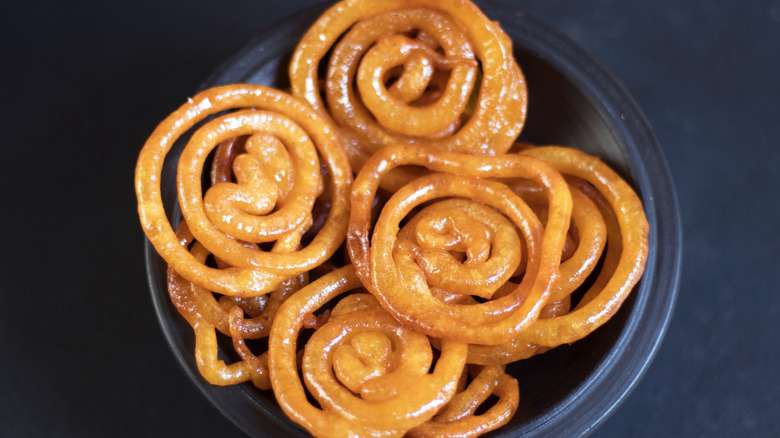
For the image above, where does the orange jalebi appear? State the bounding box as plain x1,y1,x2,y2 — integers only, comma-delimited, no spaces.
136,0,651,436
268,265,468,437
135,84,352,296
290,0,527,190
514,146,649,346
347,144,572,346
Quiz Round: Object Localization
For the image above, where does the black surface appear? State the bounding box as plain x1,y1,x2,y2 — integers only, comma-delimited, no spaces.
1,0,778,437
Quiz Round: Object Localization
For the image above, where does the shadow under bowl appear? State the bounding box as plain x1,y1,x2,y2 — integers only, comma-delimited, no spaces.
145,1,682,436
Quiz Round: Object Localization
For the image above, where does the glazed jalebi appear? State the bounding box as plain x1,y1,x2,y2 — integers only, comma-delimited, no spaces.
290,0,527,190
135,0,650,436
347,144,572,346
135,84,352,296
464,146,648,365
268,265,468,437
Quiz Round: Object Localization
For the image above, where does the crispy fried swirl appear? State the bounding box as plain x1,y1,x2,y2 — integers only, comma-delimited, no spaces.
136,84,352,296
268,265,468,437
467,146,649,364
347,145,573,346
290,0,527,190
137,1,651,435
517,146,649,346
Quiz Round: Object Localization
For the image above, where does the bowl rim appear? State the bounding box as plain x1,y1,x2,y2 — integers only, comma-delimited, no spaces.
145,1,682,436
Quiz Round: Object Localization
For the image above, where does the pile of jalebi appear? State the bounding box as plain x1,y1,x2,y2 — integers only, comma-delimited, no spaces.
135,0,649,436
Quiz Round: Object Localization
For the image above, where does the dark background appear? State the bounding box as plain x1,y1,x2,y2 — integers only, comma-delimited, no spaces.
2,0,779,436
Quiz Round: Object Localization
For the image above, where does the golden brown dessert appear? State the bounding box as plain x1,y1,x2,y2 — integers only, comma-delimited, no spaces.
289,0,527,191
135,0,649,436
135,84,352,297
269,266,468,437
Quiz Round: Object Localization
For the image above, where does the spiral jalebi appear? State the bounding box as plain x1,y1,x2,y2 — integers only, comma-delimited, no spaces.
290,0,527,190
136,0,650,435
268,265,468,437
462,146,647,364
136,84,352,296
347,144,573,346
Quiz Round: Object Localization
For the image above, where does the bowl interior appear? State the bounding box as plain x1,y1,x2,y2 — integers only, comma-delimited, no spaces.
146,1,681,436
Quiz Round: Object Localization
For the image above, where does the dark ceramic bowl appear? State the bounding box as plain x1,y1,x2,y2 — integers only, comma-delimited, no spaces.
145,1,682,436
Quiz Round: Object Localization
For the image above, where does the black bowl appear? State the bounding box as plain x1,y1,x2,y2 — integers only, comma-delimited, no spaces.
145,1,682,436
